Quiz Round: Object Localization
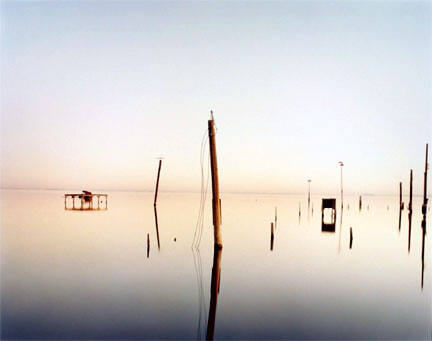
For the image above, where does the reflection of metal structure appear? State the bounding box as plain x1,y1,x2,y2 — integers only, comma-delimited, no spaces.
321,198,336,232
64,191,108,210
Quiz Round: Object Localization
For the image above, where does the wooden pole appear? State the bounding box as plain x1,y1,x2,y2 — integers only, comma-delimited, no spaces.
154,159,162,207
359,196,362,211
409,169,413,214
270,222,274,251
147,233,150,258
206,246,222,340
422,143,428,215
208,114,222,249
399,182,403,210
349,227,353,249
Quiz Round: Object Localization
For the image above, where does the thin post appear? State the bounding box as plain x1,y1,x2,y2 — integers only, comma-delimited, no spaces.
409,169,413,214
307,179,311,208
399,182,403,210
147,233,150,258
422,143,428,215
359,195,362,211
349,227,353,249
270,222,274,251
208,113,222,249
339,161,344,209
154,159,162,207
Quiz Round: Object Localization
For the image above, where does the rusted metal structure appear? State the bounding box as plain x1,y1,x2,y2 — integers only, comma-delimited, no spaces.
64,191,108,210
321,198,336,232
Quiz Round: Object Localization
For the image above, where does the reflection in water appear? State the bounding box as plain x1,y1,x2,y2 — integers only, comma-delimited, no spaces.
398,207,402,232
270,222,275,251
338,206,344,252
2,191,430,340
192,249,207,339
408,209,412,252
421,223,425,290
206,247,222,341
154,206,161,250
408,169,413,252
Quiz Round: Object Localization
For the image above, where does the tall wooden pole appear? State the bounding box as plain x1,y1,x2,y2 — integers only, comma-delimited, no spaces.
154,159,162,207
208,113,222,249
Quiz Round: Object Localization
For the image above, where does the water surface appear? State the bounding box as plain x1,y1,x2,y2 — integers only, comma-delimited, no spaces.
1,190,430,339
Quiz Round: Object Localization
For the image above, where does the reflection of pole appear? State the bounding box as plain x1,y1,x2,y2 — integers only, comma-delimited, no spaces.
408,170,413,252
307,179,311,208
154,159,162,207
208,114,222,249
421,225,425,289
338,206,343,253
154,206,160,250
206,246,222,341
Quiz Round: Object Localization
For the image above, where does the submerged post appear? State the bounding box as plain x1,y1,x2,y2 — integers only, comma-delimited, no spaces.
270,222,274,251
208,112,222,249
154,159,162,207
399,182,403,210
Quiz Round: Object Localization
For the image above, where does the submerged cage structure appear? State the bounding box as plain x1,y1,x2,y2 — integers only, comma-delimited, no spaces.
64,191,108,210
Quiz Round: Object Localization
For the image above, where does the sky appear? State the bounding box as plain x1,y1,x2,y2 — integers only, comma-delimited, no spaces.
1,1,431,195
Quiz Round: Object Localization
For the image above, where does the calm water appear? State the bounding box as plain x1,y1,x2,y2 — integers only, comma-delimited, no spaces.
1,190,430,340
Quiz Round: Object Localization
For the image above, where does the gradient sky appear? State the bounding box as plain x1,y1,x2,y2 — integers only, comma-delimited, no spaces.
1,1,431,195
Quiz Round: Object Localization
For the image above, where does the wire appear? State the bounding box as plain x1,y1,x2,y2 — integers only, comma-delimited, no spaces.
192,129,210,250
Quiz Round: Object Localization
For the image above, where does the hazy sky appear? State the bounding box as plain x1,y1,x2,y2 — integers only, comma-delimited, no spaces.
1,1,431,195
